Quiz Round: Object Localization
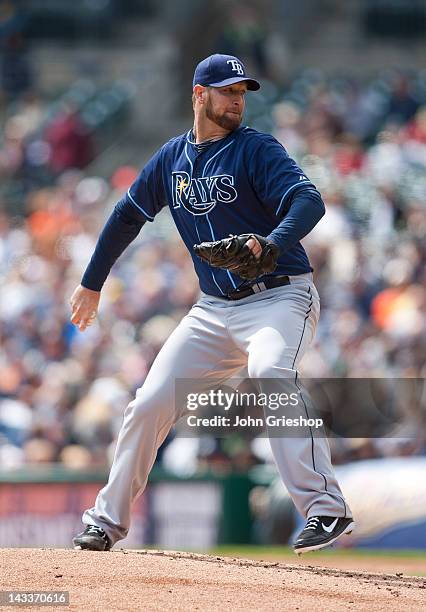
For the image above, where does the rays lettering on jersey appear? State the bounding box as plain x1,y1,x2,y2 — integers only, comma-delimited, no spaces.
172,171,237,215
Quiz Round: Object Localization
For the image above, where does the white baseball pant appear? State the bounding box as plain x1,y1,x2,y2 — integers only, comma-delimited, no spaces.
83,273,352,544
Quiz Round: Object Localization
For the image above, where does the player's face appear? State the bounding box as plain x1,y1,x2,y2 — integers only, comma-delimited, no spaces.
205,83,247,131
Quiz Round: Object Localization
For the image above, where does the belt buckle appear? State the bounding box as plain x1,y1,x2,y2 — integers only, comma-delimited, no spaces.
227,280,270,301
251,281,267,294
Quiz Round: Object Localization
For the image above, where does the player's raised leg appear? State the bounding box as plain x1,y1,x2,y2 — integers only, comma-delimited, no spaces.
234,276,353,552
74,301,244,550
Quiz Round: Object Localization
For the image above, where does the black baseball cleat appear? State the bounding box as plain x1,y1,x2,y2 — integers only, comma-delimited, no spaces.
293,516,354,554
73,525,112,551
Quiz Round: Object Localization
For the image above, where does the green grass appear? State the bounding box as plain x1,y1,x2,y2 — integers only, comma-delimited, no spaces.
208,545,426,560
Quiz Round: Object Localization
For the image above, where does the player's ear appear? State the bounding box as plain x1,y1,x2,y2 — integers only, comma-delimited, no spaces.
193,85,206,105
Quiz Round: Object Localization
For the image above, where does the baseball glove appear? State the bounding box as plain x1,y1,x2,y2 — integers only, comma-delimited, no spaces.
193,233,280,281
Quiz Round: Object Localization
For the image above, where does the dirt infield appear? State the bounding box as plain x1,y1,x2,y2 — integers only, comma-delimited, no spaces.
1,549,425,611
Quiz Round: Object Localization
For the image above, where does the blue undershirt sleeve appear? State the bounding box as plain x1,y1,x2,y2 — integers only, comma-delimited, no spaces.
81,197,146,291
266,188,325,254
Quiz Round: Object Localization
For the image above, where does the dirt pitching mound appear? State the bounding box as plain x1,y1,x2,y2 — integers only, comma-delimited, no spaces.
1,549,425,611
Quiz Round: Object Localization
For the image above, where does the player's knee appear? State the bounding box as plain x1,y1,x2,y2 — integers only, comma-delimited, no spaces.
248,360,295,380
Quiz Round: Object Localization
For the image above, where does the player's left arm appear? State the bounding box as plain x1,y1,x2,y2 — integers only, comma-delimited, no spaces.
247,134,325,255
266,187,325,254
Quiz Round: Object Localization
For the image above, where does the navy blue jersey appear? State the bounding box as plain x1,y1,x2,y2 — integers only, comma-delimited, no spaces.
126,126,316,297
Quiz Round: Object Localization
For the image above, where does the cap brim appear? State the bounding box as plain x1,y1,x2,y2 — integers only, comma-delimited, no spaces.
208,76,260,91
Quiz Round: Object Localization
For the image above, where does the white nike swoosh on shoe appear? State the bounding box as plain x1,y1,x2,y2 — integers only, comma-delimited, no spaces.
321,518,339,533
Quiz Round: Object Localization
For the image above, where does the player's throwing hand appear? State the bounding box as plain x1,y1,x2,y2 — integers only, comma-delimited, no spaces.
70,285,100,332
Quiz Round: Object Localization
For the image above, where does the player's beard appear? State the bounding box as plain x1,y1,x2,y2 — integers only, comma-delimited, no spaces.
205,96,242,131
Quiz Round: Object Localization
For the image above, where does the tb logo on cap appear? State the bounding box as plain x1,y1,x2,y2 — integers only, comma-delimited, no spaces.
227,59,244,76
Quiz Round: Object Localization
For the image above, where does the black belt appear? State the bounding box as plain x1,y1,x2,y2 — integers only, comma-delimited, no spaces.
226,275,290,301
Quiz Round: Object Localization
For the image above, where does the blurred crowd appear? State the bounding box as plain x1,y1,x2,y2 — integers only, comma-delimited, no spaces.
266,70,426,380
0,67,425,472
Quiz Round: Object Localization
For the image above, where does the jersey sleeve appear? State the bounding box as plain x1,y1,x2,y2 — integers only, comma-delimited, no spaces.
247,134,316,218
125,146,167,222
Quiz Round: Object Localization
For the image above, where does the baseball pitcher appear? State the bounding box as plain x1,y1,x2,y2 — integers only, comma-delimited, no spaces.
70,54,353,554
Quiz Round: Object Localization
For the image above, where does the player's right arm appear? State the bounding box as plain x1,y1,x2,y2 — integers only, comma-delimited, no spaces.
70,198,146,331
70,147,167,331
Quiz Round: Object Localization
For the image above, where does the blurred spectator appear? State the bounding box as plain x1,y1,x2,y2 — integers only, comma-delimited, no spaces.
1,31,33,99
59,444,93,469
386,74,419,125
45,107,95,174
215,3,268,76
23,437,56,463
0,2,32,102
405,106,426,144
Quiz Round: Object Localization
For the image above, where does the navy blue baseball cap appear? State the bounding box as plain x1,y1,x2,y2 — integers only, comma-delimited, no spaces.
193,54,260,91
